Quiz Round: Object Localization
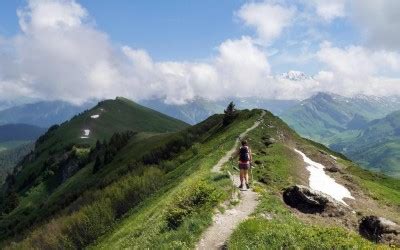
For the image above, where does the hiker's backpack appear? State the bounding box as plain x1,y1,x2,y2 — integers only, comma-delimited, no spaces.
239,146,250,162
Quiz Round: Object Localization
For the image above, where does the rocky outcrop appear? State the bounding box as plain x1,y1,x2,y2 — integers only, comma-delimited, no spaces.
359,216,400,245
325,165,340,173
261,136,275,147
283,185,347,216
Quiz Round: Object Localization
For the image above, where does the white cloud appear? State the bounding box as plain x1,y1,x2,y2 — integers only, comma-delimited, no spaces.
0,0,279,104
17,0,88,33
317,42,400,77
308,0,346,22
215,37,271,94
1,0,400,106
315,42,400,96
237,2,295,44
122,36,272,104
350,0,400,50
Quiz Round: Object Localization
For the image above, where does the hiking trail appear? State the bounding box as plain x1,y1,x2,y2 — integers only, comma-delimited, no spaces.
197,110,266,249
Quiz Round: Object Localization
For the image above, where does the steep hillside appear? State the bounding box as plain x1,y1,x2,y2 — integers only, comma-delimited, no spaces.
281,92,400,177
2,107,399,248
281,92,400,145
332,110,400,177
0,97,188,243
0,101,95,128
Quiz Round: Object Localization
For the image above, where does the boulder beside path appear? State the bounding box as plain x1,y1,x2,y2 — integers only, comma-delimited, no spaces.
359,216,400,246
283,185,347,216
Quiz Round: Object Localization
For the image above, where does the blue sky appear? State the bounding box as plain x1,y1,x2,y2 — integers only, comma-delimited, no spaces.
0,0,399,104
0,0,360,65
1,0,248,60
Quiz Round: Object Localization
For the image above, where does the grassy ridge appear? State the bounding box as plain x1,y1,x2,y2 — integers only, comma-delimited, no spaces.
92,111,260,249
4,110,257,249
13,97,188,190
0,98,189,244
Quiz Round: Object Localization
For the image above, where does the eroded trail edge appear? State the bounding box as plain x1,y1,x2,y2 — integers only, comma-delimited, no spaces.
197,111,266,250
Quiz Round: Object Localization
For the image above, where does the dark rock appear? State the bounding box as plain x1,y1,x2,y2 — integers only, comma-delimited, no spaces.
359,216,400,245
61,159,80,182
263,138,275,147
325,165,340,173
259,175,271,185
283,185,347,215
254,160,262,165
318,150,328,155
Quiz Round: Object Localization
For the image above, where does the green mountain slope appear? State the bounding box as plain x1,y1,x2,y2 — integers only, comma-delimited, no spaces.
2,107,399,249
332,110,400,177
0,97,188,243
281,92,400,145
281,92,400,177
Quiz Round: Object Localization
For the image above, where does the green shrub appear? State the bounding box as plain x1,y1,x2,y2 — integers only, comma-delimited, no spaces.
65,198,114,248
8,167,166,249
165,181,221,230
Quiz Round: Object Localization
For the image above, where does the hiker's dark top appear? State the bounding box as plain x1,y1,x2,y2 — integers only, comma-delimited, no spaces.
238,146,251,169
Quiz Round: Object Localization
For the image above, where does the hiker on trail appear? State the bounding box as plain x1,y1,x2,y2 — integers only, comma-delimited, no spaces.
237,140,252,189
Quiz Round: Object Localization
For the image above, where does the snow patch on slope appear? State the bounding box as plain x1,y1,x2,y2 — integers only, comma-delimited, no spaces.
294,149,354,205
91,114,100,119
81,129,90,139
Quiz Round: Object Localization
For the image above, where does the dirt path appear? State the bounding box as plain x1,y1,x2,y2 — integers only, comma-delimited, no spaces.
197,111,266,250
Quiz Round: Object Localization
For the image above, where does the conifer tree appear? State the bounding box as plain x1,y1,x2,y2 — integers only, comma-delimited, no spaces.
223,101,236,126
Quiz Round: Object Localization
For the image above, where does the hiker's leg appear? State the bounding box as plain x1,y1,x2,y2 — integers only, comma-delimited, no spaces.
244,169,249,184
239,169,244,184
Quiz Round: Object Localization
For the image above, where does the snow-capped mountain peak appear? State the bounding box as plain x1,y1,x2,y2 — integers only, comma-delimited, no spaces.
278,71,312,81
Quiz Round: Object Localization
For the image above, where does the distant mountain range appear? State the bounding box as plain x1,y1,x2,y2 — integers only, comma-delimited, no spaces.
281,92,400,144
140,97,299,124
0,101,96,128
0,124,46,144
281,92,400,176
3,92,400,177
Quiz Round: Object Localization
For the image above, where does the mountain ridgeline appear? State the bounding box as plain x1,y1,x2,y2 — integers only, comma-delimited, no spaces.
281,92,400,176
0,98,398,248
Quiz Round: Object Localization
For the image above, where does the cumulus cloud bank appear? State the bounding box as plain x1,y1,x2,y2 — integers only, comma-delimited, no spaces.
0,0,399,105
